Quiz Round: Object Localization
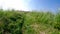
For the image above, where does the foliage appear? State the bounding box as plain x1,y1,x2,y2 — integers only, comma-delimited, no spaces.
0,11,24,34
0,10,60,34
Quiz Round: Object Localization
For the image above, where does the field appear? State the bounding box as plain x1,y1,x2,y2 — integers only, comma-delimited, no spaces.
0,9,60,34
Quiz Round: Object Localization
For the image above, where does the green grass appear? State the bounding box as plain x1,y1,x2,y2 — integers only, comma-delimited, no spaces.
0,9,60,34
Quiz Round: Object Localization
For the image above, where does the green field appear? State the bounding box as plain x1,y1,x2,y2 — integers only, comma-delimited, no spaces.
0,9,60,34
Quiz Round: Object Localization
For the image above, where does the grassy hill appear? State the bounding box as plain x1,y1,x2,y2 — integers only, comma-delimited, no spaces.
0,10,60,34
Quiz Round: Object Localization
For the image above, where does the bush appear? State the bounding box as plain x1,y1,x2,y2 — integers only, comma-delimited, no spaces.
0,11,24,34
54,11,60,30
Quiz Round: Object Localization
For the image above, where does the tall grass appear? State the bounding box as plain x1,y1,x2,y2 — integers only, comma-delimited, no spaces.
0,9,60,34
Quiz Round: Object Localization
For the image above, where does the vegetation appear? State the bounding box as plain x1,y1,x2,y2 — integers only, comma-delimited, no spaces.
0,9,60,34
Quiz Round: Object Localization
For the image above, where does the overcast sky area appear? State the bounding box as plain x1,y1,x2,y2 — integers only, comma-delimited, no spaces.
0,0,60,12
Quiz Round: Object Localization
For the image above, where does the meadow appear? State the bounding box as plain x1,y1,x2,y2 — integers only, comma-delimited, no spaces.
0,9,60,34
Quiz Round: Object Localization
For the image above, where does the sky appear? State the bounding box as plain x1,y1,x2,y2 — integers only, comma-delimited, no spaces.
0,0,60,12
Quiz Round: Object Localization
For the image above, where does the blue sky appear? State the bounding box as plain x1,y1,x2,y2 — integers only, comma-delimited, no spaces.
28,0,60,12
0,0,60,12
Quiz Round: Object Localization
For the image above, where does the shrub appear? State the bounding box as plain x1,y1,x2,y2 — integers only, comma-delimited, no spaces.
0,11,24,34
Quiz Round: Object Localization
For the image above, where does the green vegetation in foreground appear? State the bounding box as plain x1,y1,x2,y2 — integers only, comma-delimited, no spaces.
0,9,60,34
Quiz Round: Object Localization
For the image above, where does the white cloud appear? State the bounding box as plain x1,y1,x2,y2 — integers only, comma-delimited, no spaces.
0,0,32,11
